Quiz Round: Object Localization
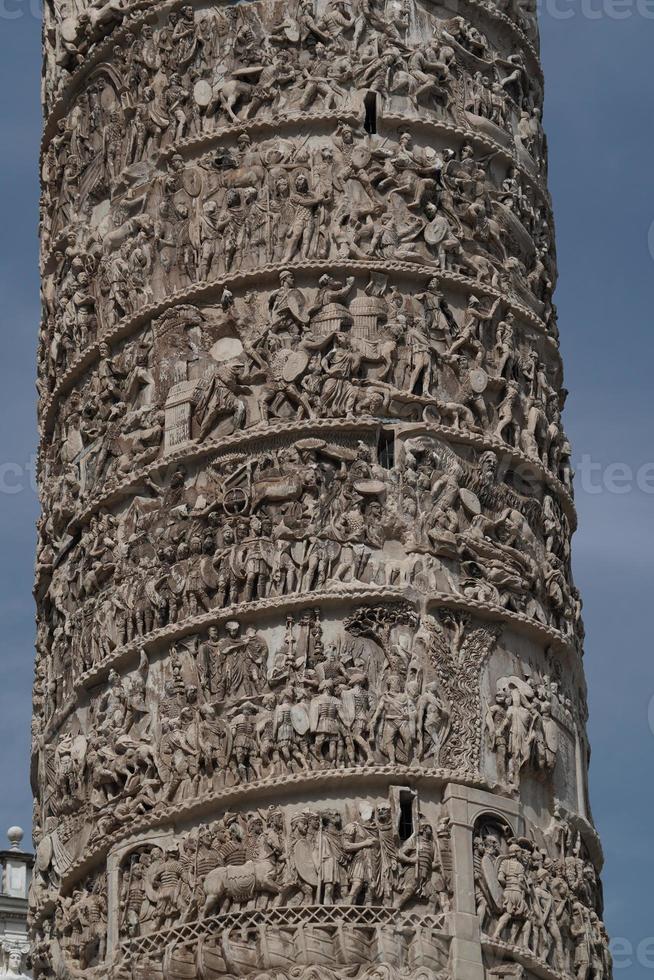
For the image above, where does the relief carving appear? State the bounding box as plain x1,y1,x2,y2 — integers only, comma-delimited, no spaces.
33,0,608,976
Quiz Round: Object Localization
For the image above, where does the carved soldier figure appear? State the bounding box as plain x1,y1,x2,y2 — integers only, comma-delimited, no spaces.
339,673,374,764
213,524,239,608
493,842,532,948
416,682,450,764
570,899,594,980
396,820,440,910
283,173,327,262
310,680,343,765
256,694,277,770
228,701,259,781
486,690,510,784
198,627,222,698
371,674,414,764
284,813,319,904
159,709,200,802
240,519,273,603
273,687,309,772
197,703,226,780
146,845,183,930
342,820,376,904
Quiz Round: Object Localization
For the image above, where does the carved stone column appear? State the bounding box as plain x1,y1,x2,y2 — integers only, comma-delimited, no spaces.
33,1,610,979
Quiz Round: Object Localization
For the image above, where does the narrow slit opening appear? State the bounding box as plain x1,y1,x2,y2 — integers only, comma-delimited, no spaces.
364,91,378,135
378,430,395,469
398,793,414,841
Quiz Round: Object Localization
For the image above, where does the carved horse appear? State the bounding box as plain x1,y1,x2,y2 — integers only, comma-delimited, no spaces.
78,0,126,42
209,79,252,125
202,857,282,916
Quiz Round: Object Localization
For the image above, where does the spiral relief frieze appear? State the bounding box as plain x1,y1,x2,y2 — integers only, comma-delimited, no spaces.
32,1,610,979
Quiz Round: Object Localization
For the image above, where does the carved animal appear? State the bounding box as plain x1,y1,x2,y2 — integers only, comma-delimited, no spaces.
202,857,282,915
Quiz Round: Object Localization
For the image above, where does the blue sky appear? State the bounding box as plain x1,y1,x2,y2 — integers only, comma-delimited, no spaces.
0,4,652,973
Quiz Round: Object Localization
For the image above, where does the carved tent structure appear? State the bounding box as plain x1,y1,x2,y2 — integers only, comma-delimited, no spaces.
32,0,610,978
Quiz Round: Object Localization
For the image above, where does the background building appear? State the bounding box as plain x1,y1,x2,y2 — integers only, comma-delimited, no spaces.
0,828,32,977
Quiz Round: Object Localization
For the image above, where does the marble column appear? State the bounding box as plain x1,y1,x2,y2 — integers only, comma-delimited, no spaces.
31,1,610,979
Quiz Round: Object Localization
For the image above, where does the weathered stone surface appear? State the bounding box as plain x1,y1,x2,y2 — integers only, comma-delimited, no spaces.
32,1,610,979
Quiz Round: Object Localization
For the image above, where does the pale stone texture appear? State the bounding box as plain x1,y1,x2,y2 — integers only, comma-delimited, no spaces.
32,1,609,978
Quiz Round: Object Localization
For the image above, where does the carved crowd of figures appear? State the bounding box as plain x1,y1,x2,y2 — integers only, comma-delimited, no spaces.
36,607,500,840
40,124,556,373
33,435,581,734
485,671,565,789
32,794,451,975
39,128,556,414
42,274,570,512
475,819,611,980
39,0,556,403
122,800,451,931
38,606,579,857
43,873,108,973
42,0,540,131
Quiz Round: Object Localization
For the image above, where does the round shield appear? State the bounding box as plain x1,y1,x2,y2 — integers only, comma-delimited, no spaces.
231,546,249,580
286,290,309,325
291,540,308,565
211,337,244,363
194,79,213,108
284,21,301,41
61,16,79,42
100,85,118,111
200,556,221,591
181,167,204,198
291,704,310,736
35,836,53,873
469,367,488,393
295,438,326,451
282,350,309,383
293,838,319,886
351,146,372,170
144,577,159,605
168,563,187,596
339,690,356,729
459,488,481,515
424,217,449,247
353,479,386,496
320,443,358,462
